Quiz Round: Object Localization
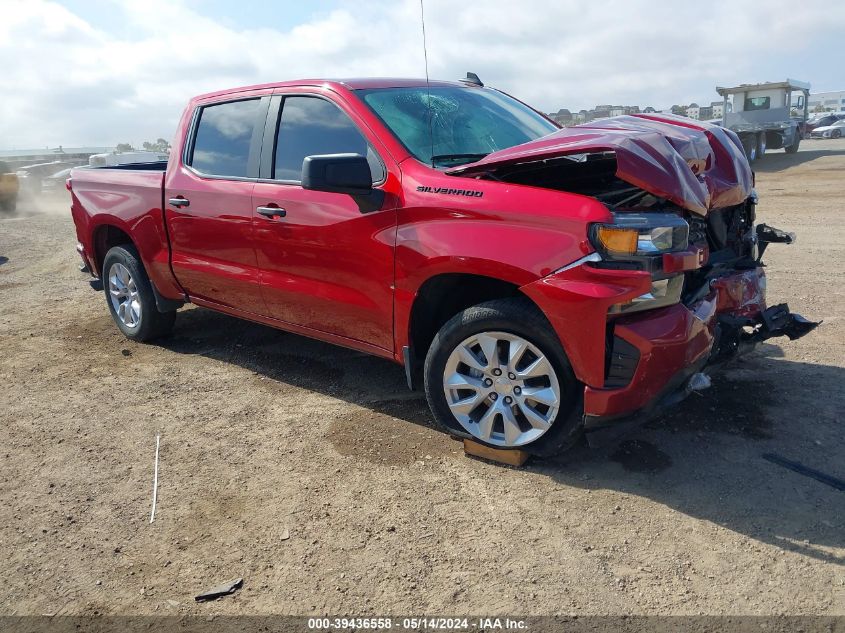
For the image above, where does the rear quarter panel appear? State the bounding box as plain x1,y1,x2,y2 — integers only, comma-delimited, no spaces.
70,167,183,299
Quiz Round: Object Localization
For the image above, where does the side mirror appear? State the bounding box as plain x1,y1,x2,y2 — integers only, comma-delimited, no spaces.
301,153,372,195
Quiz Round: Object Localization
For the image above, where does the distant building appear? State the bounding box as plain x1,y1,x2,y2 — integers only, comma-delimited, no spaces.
687,103,700,119
805,90,845,112
548,104,653,125
549,108,573,125
0,146,114,172
711,101,724,119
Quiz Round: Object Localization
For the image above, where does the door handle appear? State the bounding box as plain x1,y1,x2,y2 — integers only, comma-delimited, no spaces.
257,205,287,219
168,197,190,208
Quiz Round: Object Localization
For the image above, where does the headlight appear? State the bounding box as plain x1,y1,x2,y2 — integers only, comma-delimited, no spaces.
608,276,685,314
590,213,689,258
638,226,676,253
589,213,690,315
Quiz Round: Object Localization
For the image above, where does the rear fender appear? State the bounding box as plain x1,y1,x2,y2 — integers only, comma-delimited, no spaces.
88,215,184,301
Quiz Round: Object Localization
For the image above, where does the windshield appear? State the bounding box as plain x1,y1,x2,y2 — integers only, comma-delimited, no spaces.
356,86,558,167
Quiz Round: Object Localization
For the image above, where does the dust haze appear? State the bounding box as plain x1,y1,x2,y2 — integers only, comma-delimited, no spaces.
5,190,73,218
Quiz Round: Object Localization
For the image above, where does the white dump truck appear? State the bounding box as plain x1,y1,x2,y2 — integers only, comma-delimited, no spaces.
716,79,810,162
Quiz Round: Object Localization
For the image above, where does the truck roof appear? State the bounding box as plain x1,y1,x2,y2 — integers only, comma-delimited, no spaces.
194,78,474,101
716,79,810,96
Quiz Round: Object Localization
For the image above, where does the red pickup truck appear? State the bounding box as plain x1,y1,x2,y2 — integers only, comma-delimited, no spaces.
69,77,817,455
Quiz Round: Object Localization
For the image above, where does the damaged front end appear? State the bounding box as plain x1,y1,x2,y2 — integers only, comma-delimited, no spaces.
475,114,820,445
575,195,819,445
677,193,819,366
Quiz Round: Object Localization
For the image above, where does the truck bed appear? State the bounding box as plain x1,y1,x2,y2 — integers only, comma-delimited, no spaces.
69,164,182,301
88,161,168,172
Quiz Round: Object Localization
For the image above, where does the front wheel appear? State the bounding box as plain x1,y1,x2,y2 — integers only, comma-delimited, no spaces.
423,298,581,456
102,244,176,342
833,130,842,139
785,134,801,154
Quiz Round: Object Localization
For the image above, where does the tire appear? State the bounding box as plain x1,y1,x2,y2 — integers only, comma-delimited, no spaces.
0,197,15,213
742,135,758,162
102,244,176,342
785,134,801,154
757,132,767,158
833,130,842,139
423,298,581,456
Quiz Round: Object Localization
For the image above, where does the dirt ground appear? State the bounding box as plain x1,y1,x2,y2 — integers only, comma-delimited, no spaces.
0,139,843,618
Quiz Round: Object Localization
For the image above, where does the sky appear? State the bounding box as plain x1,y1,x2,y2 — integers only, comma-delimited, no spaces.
1,0,844,149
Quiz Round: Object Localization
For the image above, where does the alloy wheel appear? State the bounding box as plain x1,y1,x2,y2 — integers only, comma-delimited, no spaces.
108,262,142,328
442,331,561,447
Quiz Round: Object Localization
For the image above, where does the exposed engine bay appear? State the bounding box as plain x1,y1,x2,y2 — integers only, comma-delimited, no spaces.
467,148,819,383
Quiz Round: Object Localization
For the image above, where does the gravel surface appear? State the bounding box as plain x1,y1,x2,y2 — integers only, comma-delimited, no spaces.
0,140,843,616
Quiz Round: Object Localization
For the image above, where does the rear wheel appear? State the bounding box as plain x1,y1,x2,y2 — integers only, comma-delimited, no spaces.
742,135,758,162
757,132,767,158
103,245,176,342
785,133,801,154
424,298,581,456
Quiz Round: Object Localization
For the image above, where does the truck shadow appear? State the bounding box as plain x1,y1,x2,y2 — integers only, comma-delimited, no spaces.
537,360,845,565
160,306,844,565
754,147,845,172
159,305,441,459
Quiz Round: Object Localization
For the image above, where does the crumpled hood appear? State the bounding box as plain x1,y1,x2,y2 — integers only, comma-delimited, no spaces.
447,113,753,215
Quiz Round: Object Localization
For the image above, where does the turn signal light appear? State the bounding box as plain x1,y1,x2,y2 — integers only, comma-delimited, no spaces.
595,226,638,256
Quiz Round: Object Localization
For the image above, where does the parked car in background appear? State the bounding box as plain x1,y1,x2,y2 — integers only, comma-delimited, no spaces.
15,161,80,196
41,167,74,195
804,112,845,138
0,161,19,213
810,118,845,139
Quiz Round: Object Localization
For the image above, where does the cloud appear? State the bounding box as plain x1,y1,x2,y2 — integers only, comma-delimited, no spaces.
1,0,843,148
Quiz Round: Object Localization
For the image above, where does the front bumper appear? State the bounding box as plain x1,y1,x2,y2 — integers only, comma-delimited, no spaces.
522,265,818,446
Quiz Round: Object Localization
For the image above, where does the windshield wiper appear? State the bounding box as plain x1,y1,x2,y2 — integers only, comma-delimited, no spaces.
430,153,489,166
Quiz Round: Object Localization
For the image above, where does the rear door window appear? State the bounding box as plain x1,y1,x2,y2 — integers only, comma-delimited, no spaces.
273,96,384,182
189,99,263,178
